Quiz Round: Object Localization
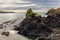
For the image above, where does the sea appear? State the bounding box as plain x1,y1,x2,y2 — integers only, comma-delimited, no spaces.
0,12,46,40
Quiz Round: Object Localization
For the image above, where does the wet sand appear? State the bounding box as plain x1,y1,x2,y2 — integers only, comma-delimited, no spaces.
0,13,30,40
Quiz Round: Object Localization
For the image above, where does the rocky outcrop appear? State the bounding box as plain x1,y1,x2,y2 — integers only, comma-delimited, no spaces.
14,8,53,40
14,7,60,40
45,8,60,28
46,8,60,16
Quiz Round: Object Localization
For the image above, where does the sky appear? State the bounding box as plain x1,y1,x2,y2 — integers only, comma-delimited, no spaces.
0,0,60,12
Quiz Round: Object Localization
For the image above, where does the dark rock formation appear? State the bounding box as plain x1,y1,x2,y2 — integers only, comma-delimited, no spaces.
14,8,53,39
46,8,60,16
17,17,52,37
45,8,60,28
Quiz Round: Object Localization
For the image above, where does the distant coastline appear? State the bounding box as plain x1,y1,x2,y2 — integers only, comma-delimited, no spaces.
0,12,15,13
0,10,15,13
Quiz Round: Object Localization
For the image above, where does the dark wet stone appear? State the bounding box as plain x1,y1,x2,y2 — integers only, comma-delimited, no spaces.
1,32,9,36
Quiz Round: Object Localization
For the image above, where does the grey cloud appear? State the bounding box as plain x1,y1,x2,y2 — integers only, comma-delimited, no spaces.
0,0,60,12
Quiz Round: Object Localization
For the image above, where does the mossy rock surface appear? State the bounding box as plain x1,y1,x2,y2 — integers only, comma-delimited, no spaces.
26,8,41,18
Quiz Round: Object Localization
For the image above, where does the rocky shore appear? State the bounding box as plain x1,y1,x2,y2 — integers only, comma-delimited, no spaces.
13,8,60,40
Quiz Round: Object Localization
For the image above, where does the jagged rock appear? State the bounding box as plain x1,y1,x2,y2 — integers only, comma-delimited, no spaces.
26,8,33,18
45,7,60,28
11,7,60,40
14,8,53,39
45,16,57,28
46,8,56,16
17,22,52,37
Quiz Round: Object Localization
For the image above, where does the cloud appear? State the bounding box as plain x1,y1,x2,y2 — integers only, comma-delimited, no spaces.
0,0,60,12
0,0,30,3
0,3,36,8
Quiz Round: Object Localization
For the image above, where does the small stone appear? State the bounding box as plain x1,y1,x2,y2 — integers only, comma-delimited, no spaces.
1,32,9,36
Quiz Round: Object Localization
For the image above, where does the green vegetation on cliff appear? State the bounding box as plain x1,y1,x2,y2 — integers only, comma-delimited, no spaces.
26,8,40,18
